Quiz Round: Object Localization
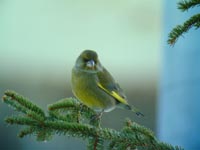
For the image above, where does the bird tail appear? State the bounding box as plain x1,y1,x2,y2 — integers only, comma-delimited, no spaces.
124,104,144,117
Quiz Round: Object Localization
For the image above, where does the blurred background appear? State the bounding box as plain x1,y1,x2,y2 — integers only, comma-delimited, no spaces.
1,0,199,150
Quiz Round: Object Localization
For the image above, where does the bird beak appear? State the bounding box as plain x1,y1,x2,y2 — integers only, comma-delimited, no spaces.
86,60,95,69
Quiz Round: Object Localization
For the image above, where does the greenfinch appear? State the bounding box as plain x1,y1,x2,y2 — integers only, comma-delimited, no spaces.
71,50,143,117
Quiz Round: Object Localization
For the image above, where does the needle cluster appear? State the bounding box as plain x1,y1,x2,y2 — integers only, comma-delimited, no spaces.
168,0,200,45
2,90,183,150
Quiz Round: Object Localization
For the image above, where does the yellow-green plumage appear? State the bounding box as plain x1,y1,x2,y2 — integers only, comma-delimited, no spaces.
71,50,143,116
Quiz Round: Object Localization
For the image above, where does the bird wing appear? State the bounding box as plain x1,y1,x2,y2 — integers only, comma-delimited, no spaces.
96,68,128,105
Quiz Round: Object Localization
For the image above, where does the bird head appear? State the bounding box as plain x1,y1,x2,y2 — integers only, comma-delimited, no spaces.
75,50,102,72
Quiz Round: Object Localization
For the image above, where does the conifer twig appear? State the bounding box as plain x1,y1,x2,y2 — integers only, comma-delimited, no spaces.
2,90,183,149
168,0,200,45
178,0,200,11
168,13,200,45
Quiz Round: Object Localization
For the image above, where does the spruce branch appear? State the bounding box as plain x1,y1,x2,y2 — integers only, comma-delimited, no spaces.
3,90,45,118
18,127,35,138
2,90,183,150
168,0,200,45
168,13,200,45
178,0,200,11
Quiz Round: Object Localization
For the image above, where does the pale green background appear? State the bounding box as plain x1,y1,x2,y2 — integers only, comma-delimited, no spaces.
0,0,161,149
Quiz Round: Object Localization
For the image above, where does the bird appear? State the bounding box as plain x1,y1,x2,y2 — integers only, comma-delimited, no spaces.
71,50,144,117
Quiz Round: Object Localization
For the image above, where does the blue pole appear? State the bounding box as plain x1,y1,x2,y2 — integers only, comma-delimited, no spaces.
158,0,200,149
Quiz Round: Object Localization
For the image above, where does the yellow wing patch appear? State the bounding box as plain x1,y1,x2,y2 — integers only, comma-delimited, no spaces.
97,82,128,105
